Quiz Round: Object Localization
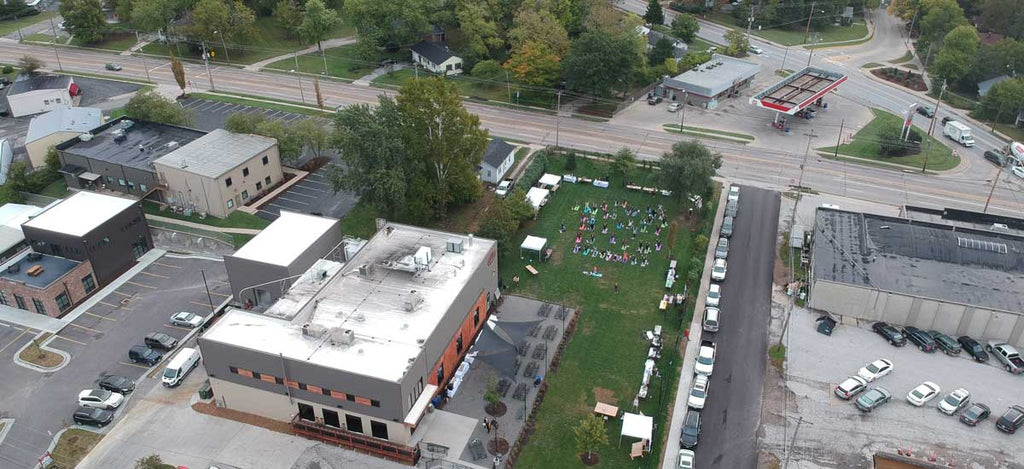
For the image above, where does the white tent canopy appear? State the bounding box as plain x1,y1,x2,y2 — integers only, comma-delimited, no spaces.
525,187,550,210
521,235,547,253
620,412,653,445
538,173,561,186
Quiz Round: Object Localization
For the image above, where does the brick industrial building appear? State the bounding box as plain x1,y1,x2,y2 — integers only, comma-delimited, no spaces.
200,223,498,464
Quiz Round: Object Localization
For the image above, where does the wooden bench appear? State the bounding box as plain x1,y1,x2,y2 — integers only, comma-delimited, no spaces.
525,265,539,275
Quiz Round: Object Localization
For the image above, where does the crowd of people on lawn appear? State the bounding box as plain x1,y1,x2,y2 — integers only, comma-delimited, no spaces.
561,200,671,267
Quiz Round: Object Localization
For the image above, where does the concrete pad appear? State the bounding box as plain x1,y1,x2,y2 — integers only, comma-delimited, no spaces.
411,409,479,456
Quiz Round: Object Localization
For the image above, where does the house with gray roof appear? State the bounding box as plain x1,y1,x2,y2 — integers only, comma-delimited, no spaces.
25,107,103,169
479,138,516,184
154,128,283,218
410,41,463,76
5,74,76,117
977,75,1010,98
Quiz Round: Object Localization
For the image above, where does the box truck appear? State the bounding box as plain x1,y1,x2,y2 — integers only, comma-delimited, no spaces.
943,121,975,147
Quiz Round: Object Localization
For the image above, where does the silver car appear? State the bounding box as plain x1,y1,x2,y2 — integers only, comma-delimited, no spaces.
170,312,204,328
715,238,729,259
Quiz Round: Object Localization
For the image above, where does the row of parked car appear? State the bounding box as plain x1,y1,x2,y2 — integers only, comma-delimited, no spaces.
677,185,742,468
872,321,1024,374
833,358,1024,433
72,312,206,428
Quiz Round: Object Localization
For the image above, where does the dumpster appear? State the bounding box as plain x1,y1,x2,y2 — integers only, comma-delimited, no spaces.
199,380,214,399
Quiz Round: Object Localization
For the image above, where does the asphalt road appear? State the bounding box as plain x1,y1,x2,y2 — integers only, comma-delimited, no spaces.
697,186,779,468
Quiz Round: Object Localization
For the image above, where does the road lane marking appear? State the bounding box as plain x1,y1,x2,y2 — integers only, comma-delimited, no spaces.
0,330,28,354
53,335,87,346
84,312,116,322
99,301,131,310
126,281,157,289
68,322,102,333
119,361,151,369
153,262,182,269
139,271,170,279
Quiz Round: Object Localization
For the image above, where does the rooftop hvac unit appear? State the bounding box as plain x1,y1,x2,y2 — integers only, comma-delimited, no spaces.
79,133,94,141
166,141,179,150
329,328,355,346
26,252,42,262
403,291,423,312
446,239,464,253
414,246,432,266
302,323,328,338
112,129,126,142
6,264,19,274
359,264,374,277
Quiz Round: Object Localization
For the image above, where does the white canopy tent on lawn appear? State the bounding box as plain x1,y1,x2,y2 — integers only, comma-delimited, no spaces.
619,412,653,446
520,235,547,260
538,173,561,187
525,187,550,210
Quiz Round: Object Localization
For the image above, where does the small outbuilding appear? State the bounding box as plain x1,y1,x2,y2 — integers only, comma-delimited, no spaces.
479,138,516,184
25,107,103,169
410,41,463,76
5,75,77,118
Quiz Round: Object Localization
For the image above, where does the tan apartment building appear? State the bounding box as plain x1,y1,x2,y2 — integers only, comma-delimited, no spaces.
153,129,283,218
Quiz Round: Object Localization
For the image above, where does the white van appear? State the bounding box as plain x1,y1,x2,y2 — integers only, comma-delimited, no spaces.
162,347,201,387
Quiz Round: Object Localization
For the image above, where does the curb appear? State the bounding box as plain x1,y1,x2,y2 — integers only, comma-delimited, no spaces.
0,418,14,445
12,332,70,373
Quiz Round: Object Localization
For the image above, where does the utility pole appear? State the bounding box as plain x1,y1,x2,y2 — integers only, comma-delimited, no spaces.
48,16,63,72
780,46,790,72
216,30,230,64
555,88,563,149
803,1,817,45
832,119,844,159
679,90,688,132
921,80,946,172
746,2,757,40
783,416,805,469
984,168,1004,213
135,31,151,82
505,70,512,106
779,129,816,348
201,41,215,91
294,52,306,104
201,269,215,313
806,48,814,68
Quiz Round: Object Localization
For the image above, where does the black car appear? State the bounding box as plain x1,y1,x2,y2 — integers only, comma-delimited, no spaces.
996,405,1024,434
916,105,935,118
960,403,991,426
73,406,114,427
680,409,701,449
927,330,961,356
941,116,952,126
144,332,178,350
98,375,136,394
128,345,164,365
647,96,663,105
902,326,937,352
984,150,1012,167
872,322,906,346
958,336,988,362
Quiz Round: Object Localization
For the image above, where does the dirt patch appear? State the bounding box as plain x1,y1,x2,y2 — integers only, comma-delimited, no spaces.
485,401,508,417
18,333,64,368
579,452,601,466
870,68,928,92
773,253,792,286
758,450,781,469
592,387,617,405
487,437,510,455
192,401,293,434
435,191,496,234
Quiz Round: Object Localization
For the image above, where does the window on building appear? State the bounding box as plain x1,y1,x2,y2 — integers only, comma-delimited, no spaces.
346,394,356,402
241,190,249,200
345,414,363,433
370,399,380,408
55,292,71,312
321,387,331,396
262,155,269,165
82,274,96,293
32,298,46,315
225,177,233,187
55,98,62,103
275,377,284,385
473,308,480,327
14,294,26,310
371,421,389,439
252,371,262,380
256,182,263,191
229,366,238,373
297,403,315,421
437,363,444,383
298,383,307,391
265,176,272,186
226,199,234,209
140,184,147,192
323,409,341,428
0,291,7,306
456,335,463,355
243,167,250,177
107,176,113,183
118,178,126,186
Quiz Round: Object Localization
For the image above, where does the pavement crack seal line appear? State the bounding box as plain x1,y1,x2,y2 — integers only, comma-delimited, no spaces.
12,332,71,373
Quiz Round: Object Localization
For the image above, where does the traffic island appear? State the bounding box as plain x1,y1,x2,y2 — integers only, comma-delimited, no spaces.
15,332,68,371
817,108,959,172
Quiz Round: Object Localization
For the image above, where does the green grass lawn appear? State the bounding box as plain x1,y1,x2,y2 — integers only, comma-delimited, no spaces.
663,124,755,141
69,32,139,52
704,11,867,46
888,50,915,64
861,62,884,69
994,123,1024,142
49,429,103,469
38,179,67,198
0,11,57,37
22,33,68,44
506,155,717,469
373,69,558,109
265,44,407,80
140,16,354,65
142,200,270,230
689,37,721,52
934,89,978,111
339,198,382,238
819,108,959,171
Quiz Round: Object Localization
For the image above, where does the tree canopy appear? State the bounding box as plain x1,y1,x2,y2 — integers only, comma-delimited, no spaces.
60,0,108,44
344,0,434,47
643,0,664,25
124,90,194,127
563,32,644,96
659,140,722,201
671,13,700,43
299,0,340,51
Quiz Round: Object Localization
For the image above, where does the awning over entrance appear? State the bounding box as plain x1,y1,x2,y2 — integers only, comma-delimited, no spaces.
403,383,439,426
79,172,102,182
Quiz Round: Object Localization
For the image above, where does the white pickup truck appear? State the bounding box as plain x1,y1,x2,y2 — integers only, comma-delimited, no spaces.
495,178,515,198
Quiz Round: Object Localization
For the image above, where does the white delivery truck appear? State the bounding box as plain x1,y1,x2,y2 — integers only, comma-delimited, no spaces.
162,347,201,387
943,121,975,147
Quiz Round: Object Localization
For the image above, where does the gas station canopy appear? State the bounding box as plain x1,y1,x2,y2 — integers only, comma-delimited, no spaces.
750,67,847,115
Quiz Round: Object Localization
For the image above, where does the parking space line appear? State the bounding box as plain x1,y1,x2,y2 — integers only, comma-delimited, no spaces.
190,300,214,308
153,262,182,269
282,191,317,200
211,279,230,285
53,335,87,346
119,361,151,369
139,271,170,279
110,290,134,297
126,280,157,289
0,330,28,354
276,196,310,206
84,311,116,322
302,179,332,188
163,324,192,331
67,322,102,333
208,291,230,298
99,300,131,310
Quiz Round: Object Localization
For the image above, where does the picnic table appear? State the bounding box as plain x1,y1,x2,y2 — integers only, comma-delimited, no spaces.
594,402,619,419
630,441,647,459
525,265,538,275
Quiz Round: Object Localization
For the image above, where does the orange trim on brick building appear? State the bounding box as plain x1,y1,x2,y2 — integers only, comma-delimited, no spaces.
428,290,489,390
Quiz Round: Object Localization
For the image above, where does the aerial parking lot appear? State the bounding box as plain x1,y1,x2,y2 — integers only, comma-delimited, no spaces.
0,254,229,469
762,307,1024,467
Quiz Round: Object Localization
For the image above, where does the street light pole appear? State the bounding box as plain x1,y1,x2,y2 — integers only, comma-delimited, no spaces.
201,41,215,91
803,1,817,45
48,16,63,72
201,269,215,313
216,30,230,64
984,168,1004,213
921,80,946,172
293,52,306,104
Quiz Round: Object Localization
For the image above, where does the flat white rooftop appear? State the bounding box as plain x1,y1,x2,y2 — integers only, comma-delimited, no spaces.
203,223,496,383
0,204,43,253
22,191,136,237
231,211,338,267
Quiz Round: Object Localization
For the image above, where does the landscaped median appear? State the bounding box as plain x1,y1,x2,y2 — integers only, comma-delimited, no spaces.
48,428,103,469
16,332,68,371
662,124,756,144
817,108,960,172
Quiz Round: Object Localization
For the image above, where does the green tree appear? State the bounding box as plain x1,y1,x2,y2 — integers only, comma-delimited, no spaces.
292,118,330,159
252,119,304,163
504,41,562,87
344,0,433,47
564,32,643,96
659,140,722,200
979,0,1024,39
648,36,676,66
724,29,749,57
330,98,410,215
396,77,489,217
573,414,608,465
354,36,380,62
643,0,664,25
17,55,43,76
224,112,268,133
611,147,636,185
933,25,979,83
170,50,187,97
505,187,534,223
189,0,230,44
508,7,570,58
299,0,339,53
226,0,258,44
671,13,700,42
471,59,505,81
918,0,967,53
455,0,503,60
677,52,711,72
274,0,303,40
124,90,193,126
59,0,107,44
114,0,134,21
978,77,1024,121
476,199,519,252
45,147,61,172
134,454,165,469
132,0,182,34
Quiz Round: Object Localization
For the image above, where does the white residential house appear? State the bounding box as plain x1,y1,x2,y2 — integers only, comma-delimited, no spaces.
636,26,688,58
4,75,78,118
479,139,516,184
410,41,463,76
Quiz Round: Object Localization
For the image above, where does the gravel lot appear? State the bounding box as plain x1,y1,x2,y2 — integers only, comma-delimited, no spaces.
760,306,1024,468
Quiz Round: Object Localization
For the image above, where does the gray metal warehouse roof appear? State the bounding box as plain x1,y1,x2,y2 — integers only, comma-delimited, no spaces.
662,54,760,98
812,208,1024,313
57,117,205,172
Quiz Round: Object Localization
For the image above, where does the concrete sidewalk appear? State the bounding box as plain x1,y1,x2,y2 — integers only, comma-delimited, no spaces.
245,36,357,71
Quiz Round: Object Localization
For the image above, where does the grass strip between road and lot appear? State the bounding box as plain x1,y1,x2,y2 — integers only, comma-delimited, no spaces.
0,11,57,37
18,333,64,368
817,108,959,172
264,43,407,80
662,124,755,141
861,62,884,69
142,200,270,230
703,11,868,46
50,428,103,469
888,50,915,64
